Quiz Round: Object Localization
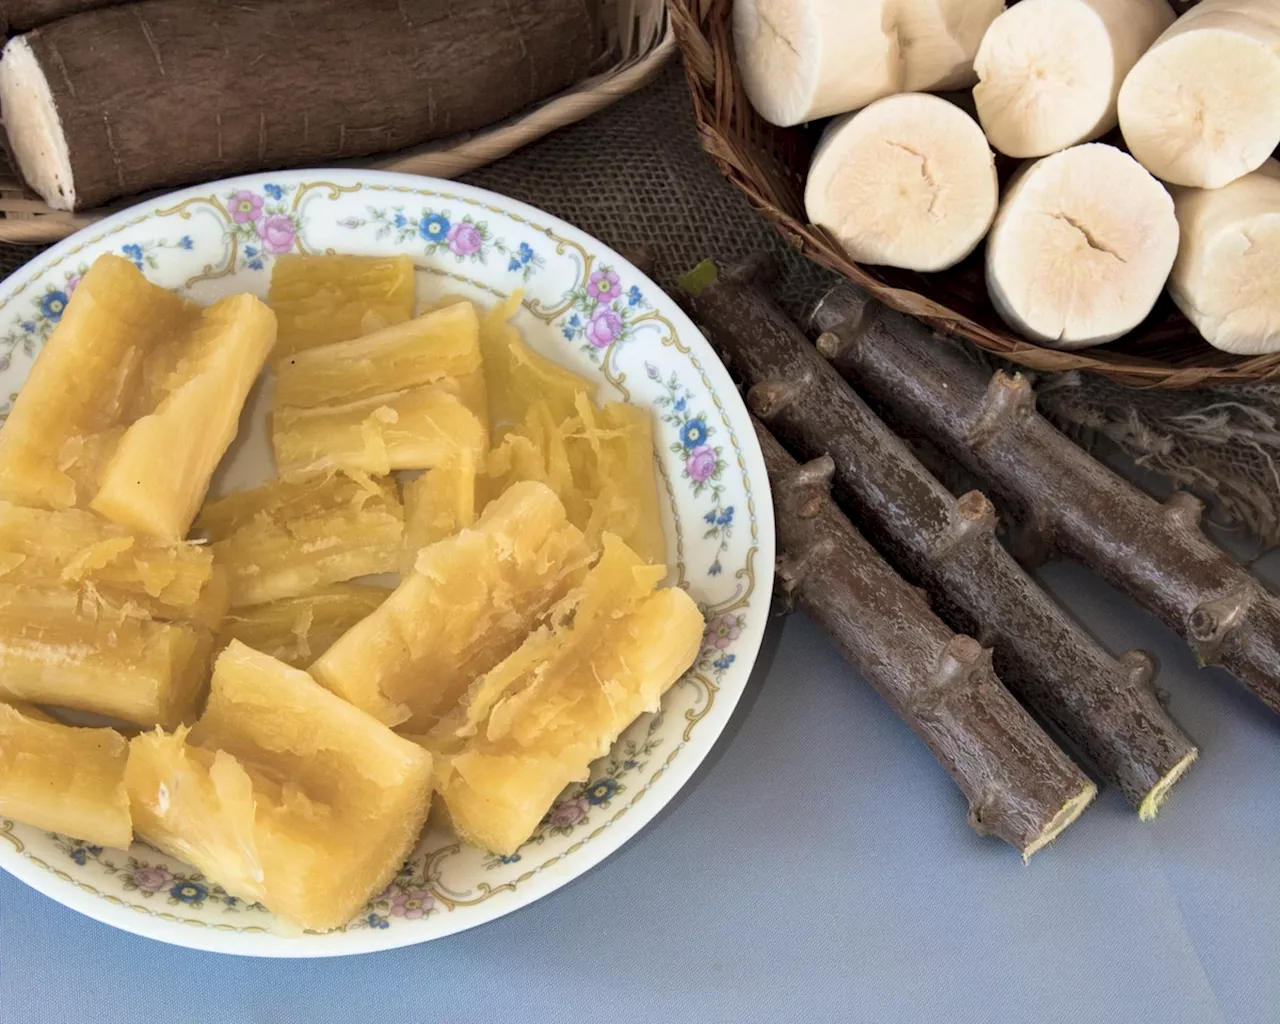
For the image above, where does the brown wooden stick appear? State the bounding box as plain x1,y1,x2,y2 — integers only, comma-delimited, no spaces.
755,418,1095,858
2,0,604,210
681,259,1196,817
813,283,1280,716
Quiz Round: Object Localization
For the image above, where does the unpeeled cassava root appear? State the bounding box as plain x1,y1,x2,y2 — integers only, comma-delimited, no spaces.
805,93,997,273
1119,0,1280,188
732,0,1002,127
755,419,1095,858
0,0,126,33
813,284,1280,717
0,0,604,210
974,0,1174,158
1168,160,1280,355
683,259,1196,818
985,144,1178,348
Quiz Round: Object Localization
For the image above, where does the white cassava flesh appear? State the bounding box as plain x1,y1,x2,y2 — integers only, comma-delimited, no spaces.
985,144,1179,349
1119,0,1280,188
732,0,899,127
1168,160,1280,354
974,0,1175,159
805,93,997,272
898,0,1006,91
0,37,74,210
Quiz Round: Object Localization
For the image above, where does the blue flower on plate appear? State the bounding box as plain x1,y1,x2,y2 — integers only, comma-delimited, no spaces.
585,778,617,805
623,759,638,770
69,848,87,866
627,285,643,307
20,321,35,334
498,853,521,865
179,235,194,250
121,243,144,269
223,896,239,906
679,418,707,449
508,257,522,273
704,510,717,525
717,506,734,527
367,913,389,929
171,881,207,903
673,397,687,413
518,241,535,263
263,183,285,201
40,291,67,321
420,213,450,243
712,654,736,672
708,560,722,577
393,212,408,230
244,245,259,258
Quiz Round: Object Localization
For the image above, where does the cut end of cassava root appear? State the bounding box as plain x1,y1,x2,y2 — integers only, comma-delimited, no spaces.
0,36,73,210
806,93,997,272
985,144,1178,348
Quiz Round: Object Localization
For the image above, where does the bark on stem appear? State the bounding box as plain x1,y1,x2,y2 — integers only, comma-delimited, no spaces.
812,282,1280,716
682,259,1196,817
755,419,1095,858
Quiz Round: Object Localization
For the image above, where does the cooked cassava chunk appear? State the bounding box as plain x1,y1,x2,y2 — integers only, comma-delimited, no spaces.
0,254,197,511
216,584,389,668
311,481,592,729
125,641,433,932
268,254,416,357
0,585,211,728
432,534,704,855
272,385,486,480
200,473,404,608
0,500,227,627
89,292,277,539
0,700,132,849
401,452,478,566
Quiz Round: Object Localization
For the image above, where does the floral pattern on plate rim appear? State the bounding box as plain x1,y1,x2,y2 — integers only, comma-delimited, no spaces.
0,175,767,945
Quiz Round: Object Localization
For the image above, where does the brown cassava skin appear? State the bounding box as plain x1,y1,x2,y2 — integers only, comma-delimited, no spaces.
19,0,603,209
0,0,129,34
812,283,1280,717
683,261,1196,813
755,420,1094,857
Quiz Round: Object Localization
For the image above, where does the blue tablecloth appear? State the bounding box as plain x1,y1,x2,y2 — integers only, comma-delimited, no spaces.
2,553,1276,1024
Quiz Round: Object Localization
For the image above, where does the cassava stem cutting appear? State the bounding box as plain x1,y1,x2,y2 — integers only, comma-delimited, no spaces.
813,282,1280,716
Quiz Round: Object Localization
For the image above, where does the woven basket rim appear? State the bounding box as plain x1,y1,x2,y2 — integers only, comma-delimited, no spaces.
669,0,1275,390
0,5,675,246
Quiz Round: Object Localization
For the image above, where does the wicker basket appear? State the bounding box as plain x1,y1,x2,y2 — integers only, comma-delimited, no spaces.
670,0,1277,388
0,0,673,246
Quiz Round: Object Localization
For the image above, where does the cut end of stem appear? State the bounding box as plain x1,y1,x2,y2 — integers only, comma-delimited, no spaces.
1138,748,1198,822
1022,781,1097,863
677,259,719,298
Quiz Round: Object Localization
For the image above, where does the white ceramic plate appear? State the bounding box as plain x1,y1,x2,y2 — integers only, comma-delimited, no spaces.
0,169,773,956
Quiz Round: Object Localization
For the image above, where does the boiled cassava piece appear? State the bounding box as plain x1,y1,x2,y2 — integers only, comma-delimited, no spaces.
813,283,1280,717
682,259,1197,818
754,421,1095,859
0,0,605,210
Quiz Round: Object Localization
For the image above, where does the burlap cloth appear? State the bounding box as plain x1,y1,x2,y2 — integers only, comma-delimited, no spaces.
2,62,1277,544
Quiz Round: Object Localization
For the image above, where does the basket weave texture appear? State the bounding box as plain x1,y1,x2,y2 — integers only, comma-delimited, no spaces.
669,0,1278,388
0,1,673,245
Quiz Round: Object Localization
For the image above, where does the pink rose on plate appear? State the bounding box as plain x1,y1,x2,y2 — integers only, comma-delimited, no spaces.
446,220,483,256
704,613,743,652
390,888,434,919
586,306,623,348
686,444,718,483
132,866,173,893
587,269,621,304
548,796,588,828
229,190,263,224
258,213,296,254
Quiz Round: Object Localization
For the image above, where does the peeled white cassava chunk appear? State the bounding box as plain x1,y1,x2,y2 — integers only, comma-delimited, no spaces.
985,144,1179,348
805,93,998,272
975,0,1175,158
1168,160,1280,354
732,0,900,126
1119,0,1280,188
897,0,1006,91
